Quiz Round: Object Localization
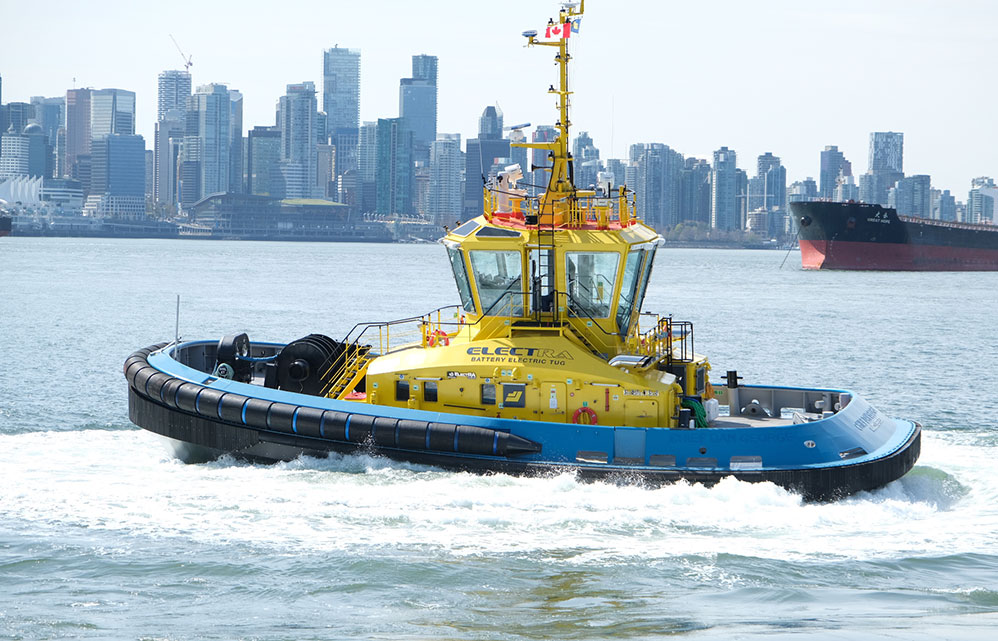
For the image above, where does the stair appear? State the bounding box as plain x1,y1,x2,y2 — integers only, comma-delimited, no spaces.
322,346,373,399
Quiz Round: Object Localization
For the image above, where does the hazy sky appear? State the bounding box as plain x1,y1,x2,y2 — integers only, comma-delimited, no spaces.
3,0,995,193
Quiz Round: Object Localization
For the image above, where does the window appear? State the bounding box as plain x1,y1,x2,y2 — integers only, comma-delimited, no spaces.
481,383,496,405
447,247,476,313
615,250,643,334
423,381,438,402
395,380,410,402
566,252,619,319
469,251,523,316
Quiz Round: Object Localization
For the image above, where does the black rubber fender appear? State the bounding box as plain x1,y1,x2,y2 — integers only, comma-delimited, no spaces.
428,423,458,452
346,414,375,443
174,383,202,414
455,425,498,455
218,393,249,425
242,398,273,427
159,378,186,408
145,372,172,400
397,419,431,450
131,366,158,394
373,417,399,447
195,388,226,419
321,410,349,440
267,403,298,433
294,407,325,438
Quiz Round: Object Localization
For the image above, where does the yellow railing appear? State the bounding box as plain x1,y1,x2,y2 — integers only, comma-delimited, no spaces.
483,187,637,228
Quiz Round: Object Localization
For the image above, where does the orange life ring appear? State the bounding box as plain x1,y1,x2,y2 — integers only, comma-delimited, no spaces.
427,329,450,347
572,406,598,425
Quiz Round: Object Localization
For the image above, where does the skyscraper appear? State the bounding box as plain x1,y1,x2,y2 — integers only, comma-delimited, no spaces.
429,133,462,226
356,120,378,212
322,46,361,174
189,83,231,198
710,146,739,230
246,125,281,196
228,89,244,194
863,131,904,205
463,105,508,217
154,110,185,206
819,145,851,200
890,174,931,218
90,88,136,138
399,54,438,164
680,157,712,225
64,88,91,179
157,70,192,121
631,143,683,230
88,133,146,218
375,117,413,215
277,81,317,199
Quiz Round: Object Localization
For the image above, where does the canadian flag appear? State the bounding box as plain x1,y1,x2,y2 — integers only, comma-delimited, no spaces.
545,21,572,39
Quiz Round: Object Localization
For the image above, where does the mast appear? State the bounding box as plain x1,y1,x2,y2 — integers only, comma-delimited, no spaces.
515,1,585,201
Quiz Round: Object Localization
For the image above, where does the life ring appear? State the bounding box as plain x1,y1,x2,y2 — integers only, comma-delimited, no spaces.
427,329,450,347
572,406,598,425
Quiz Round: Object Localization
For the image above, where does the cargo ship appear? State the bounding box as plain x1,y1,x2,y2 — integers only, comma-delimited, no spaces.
0,213,11,238
791,201,998,270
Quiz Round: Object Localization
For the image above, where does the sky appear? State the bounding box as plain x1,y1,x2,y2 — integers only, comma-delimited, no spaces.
2,0,995,194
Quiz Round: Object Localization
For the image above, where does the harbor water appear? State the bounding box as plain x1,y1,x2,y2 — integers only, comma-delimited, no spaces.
2,237,997,639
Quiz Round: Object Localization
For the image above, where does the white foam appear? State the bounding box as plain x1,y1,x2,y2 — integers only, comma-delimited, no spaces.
1,429,994,564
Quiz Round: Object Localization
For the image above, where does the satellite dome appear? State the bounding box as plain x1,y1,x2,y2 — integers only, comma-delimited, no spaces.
23,123,43,135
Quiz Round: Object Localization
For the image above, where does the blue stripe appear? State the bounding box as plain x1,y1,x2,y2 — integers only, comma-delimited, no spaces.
195,389,202,414
292,407,300,434
493,432,499,455
216,396,224,419
174,385,182,407
453,429,460,452
319,413,326,438
241,401,248,425
425,428,431,450
345,415,351,441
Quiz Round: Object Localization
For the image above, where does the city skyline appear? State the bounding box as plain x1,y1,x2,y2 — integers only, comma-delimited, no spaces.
3,0,994,194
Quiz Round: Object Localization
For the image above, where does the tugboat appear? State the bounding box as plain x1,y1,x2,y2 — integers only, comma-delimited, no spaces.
124,1,920,501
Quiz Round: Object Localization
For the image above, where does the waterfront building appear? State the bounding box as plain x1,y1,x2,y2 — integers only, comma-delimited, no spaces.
0,124,48,180
356,120,378,211
375,117,413,215
428,133,462,226
710,146,738,230
157,70,192,121
399,54,438,163
819,145,851,200
631,142,683,231
322,46,361,174
88,133,146,218
246,125,281,196
862,131,904,206
277,82,318,199
788,177,819,204
967,177,997,224
189,83,231,198
935,189,956,222
154,110,185,207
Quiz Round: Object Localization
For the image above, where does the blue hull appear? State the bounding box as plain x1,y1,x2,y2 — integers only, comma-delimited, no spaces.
125,342,920,501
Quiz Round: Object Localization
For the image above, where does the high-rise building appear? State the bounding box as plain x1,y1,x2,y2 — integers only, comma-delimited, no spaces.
65,88,91,180
0,126,45,179
967,177,997,224
322,46,361,174
573,131,600,190
863,131,904,205
90,88,136,138
399,54,438,164
680,157,712,225
3,102,34,135
530,125,557,195
154,109,185,206
356,120,378,211
277,81,318,199
88,133,146,218
631,143,683,230
29,96,64,148
157,70,192,121
819,145,851,200
890,174,931,218
710,146,739,230
935,189,956,221
463,105,509,217
246,125,281,196
189,83,231,198
429,133,462,226
375,117,413,215
228,89,244,194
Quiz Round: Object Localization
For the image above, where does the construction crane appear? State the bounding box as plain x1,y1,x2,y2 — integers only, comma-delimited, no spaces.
169,34,193,72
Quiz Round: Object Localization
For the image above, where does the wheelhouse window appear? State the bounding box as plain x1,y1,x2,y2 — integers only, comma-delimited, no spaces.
615,250,643,334
469,250,523,316
447,247,476,313
633,247,656,319
566,252,619,319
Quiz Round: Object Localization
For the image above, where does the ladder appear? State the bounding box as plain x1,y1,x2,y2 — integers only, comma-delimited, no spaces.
322,346,373,400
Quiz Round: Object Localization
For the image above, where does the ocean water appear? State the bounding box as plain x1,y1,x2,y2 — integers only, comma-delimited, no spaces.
1,237,997,640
